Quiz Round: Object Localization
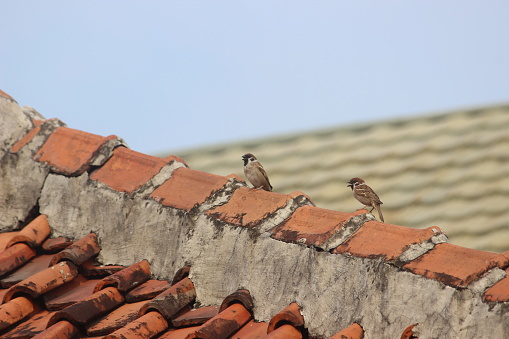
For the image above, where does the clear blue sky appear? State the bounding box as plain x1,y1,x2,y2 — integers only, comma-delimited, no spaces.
2,1,508,154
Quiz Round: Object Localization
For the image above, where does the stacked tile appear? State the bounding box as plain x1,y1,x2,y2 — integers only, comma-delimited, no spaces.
2,89,509,337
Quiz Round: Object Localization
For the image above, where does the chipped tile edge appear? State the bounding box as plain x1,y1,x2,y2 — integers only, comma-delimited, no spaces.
469,268,506,295
134,160,189,198
395,233,449,266
320,213,375,252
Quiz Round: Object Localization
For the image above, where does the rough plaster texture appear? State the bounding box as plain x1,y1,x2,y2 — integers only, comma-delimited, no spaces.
3,97,509,338
0,99,60,230
39,172,509,338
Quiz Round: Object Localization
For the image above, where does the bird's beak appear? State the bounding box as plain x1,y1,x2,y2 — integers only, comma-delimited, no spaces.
347,182,352,187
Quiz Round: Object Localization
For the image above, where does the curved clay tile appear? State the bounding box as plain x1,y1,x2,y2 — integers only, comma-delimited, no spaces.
41,236,73,253
139,276,196,319
49,233,100,267
0,243,36,277
33,320,79,339
2,261,78,303
47,286,123,327
400,323,418,339
267,302,304,333
185,303,252,339
104,311,168,339
0,296,34,331
172,306,220,328
93,259,151,293
125,279,171,303
219,289,254,313
265,323,303,339
171,264,191,285
329,323,364,339
5,214,51,249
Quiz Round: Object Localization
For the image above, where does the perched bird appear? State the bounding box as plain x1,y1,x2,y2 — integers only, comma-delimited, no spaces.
242,153,273,191
347,177,384,222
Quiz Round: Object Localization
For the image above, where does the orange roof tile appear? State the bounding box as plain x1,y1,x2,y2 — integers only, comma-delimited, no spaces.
150,167,231,212
34,127,123,176
90,146,171,194
2,89,509,338
206,187,295,227
333,221,445,262
269,206,359,248
402,243,509,287
329,323,364,339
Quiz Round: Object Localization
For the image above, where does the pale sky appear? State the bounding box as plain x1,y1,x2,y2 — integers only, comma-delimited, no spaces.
2,1,508,154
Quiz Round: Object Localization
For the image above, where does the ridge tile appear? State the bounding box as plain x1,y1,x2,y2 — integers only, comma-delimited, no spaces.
206,187,293,228
90,146,169,194
402,243,509,288
150,167,231,212
34,127,120,176
269,206,358,248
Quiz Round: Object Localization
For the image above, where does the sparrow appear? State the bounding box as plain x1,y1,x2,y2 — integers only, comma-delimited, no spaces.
347,177,384,222
242,153,273,191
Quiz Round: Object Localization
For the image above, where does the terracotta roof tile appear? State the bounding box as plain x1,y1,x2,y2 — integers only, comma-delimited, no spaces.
1,254,54,288
139,276,196,319
90,146,172,194
185,303,252,339
158,326,200,339
0,310,55,339
269,206,364,250
33,319,79,339
41,236,73,253
265,324,302,338
0,243,36,278
5,214,50,249
34,127,124,176
49,233,100,267
206,187,302,228
0,232,17,251
86,299,150,336
400,324,418,339
2,261,78,303
333,221,447,263
219,289,254,313
231,320,269,339
174,105,509,253
0,89,15,101
125,279,171,303
3,92,509,338
80,261,125,278
150,167,232,212
47,286,124,327
483,267,509,302
43,275,97,310
104,311,168,339
329,323,364,339
267,302,304,333
93,259,151,293
402,243,509,287
172,306,219,327
10,119,44,153
0,296,34,331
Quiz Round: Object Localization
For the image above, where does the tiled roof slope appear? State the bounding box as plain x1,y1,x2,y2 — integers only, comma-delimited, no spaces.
169,105,509,252
1,89,509,338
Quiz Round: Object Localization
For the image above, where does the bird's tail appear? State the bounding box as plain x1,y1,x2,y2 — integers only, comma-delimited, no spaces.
375,204,384,222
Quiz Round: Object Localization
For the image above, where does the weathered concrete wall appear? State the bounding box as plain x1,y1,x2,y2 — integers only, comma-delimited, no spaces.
3,92,509,338
0,95,62,230
39,172,509,338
